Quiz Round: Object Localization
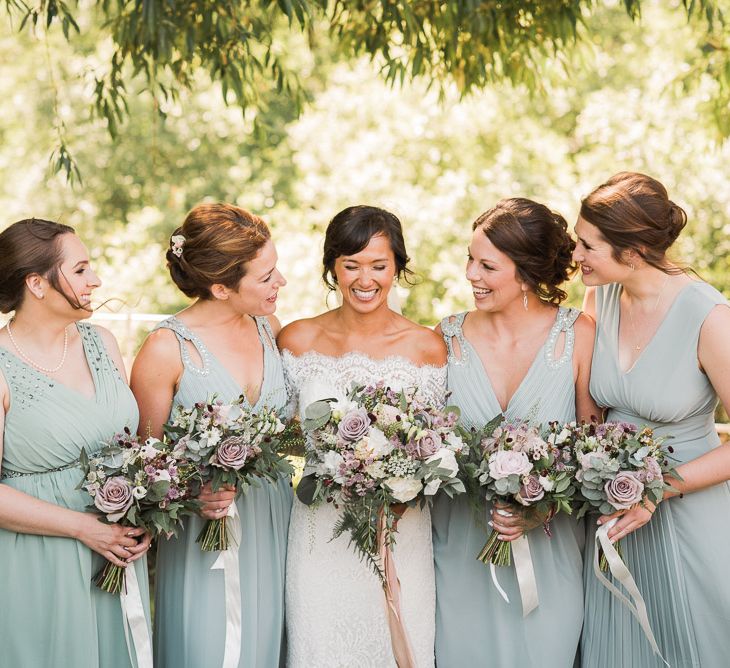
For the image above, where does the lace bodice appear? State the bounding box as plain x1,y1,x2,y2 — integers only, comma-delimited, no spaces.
281,349,447,414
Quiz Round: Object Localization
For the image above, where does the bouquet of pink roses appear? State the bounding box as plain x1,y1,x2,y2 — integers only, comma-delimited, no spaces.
570,419,678,570
464,418,577,568
298,382,466,575
164,395,295,551
79,427,200,593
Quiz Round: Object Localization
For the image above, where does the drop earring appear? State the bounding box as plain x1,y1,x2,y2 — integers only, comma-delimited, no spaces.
523,291,529,311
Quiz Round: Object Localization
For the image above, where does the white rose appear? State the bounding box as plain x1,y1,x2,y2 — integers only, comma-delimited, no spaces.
132,485,147,499
385,477,423,503
368,427,394,459
426,448,459,478
488,450,533,480
538,475,555,491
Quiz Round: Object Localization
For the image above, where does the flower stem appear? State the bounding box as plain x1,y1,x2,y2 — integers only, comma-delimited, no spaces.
477,530,512,567
196,517,228,551
94,560,125,594
599,538,624,573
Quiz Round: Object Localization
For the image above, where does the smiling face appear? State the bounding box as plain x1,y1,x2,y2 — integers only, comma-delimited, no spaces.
223,238,286,316
333,233,396,313
572,216,629,286
45,233,101,319
466,227,525,312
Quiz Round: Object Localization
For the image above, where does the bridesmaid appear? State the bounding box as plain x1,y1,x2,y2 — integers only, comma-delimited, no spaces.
131,203,292,668
574,172,730,667
0,218,151,666
432,198,599,667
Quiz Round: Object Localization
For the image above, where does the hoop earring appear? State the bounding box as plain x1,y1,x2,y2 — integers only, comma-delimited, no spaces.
523,291,529,311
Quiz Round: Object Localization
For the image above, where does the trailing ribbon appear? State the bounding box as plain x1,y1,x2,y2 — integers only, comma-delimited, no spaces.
378,508,416,668
211,502,243,668
594,519,669,666
120,562,153,668
487,536,538,617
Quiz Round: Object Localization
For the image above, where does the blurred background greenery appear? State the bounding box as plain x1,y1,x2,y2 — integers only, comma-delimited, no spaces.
1,1,728,425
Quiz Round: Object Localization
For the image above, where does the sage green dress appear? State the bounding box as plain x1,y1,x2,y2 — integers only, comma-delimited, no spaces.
432,307,585,667
153,315,293,668
581,281,730,668
0,322,149,667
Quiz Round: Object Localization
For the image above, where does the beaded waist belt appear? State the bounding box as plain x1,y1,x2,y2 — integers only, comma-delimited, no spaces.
1,458,81,480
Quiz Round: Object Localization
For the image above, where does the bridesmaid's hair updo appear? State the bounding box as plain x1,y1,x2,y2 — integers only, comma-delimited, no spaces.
473,198,576,304
322,205,414,290
0,218,77,314
580,172,687,272
167,203,271,299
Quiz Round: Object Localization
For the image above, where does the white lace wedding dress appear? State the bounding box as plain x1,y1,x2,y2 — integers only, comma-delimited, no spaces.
282,349,447,668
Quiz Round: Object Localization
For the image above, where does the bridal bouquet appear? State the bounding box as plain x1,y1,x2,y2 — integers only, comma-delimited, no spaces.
570,419,678,570
464,418,577,568
164,395,295,551
79,428,200,593
298,382,465,576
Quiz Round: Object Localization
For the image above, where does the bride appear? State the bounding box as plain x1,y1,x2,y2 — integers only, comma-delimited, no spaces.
278,205,447,667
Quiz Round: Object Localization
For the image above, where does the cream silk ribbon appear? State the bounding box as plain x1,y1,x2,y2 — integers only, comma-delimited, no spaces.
489,507,539,617
378,509,416,668
211,502,243,668
488,534,539,617
120,562,153,668
594,519,669,666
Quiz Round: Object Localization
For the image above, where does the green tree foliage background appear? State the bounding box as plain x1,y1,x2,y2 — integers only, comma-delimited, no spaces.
0,0,728,330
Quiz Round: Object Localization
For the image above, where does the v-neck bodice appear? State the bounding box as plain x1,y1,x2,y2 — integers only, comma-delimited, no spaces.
0,322,138,475
156,315,287,416
590,281,727,462
441,306,580,428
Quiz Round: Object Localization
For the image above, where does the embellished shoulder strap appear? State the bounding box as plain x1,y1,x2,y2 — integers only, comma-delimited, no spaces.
440,312,469,365
254,316,279,358
76,322,124,382
544,306,579,369
154,316,211,375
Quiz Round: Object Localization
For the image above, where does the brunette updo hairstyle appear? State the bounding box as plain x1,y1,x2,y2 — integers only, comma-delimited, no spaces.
473,198,576,304
0,218,77,314
322,205,414,290
580,172,687,272
167,203,271,299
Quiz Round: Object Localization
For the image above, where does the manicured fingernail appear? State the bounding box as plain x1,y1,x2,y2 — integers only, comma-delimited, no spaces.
596,519,602,525
487,521,493,527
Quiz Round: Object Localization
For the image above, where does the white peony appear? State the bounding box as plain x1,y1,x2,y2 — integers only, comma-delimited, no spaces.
385,477,423,503
368,427,394,459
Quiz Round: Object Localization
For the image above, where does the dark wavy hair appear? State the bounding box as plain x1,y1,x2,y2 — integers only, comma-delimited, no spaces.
580,171,687,273
166,203,271,299
322,205,414,290
472,198,577,304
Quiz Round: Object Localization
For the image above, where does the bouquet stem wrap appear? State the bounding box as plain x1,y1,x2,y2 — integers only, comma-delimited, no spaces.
594,518,668,666
120,563,153,668
487,533,539,617
378,509,416,668
211,502,243,668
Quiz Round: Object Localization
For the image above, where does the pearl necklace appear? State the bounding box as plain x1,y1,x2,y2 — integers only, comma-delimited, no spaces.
6,318,69,373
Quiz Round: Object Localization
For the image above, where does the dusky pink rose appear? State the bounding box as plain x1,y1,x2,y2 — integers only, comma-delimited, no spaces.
515,474,545,506
212,436,251,470
95,476,134,520
414,430,441,458
605,471,645,510
337,408,371,442
488,450,533,480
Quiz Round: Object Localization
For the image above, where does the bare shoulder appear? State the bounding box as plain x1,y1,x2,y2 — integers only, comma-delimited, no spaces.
582,287,597,317
699,303,730,351
132,327,182,374
400,320,447,366
277,316,328,356
573,311,596,343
